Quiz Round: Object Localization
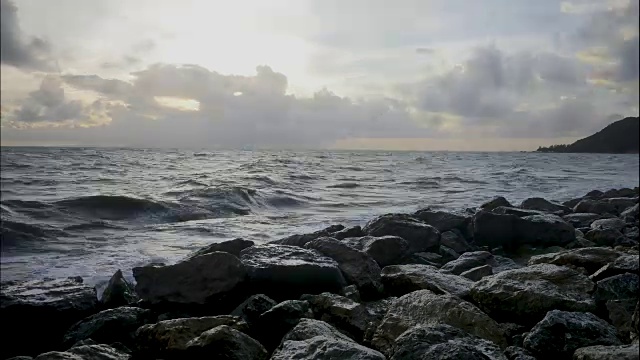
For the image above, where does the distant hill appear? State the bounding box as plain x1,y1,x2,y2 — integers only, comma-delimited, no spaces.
537,117,639,154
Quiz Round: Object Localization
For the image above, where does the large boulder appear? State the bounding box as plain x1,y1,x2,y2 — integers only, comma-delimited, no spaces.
573,199,616,215
253,300,314,351
573,344,640,360
470,264,596,325
100,270,138,309
440,230,473,253
372,290,506,355
528,247,623,275
239,244,346,299
357,236,410,267
472,211,519,249
591,254,639,281
591,218,627,231
63,307,154,348
492,207,545,217
503,346,536,360
34,344,130,360
605,299,638,341
305,237,383,299
184,325,268,360
594,273,639,306
516,214,576,247
229,294,276,326
523,310,622,359
390,324,508,360
585,228,626,246
413,209,472,237
480,196,513,211
440,251,520,275
271,224,345,247
333,226,365,240
186,238,254,258
563,213,604,228
605,198,638,214
133,252,246,306
621,204,639,222
520,197,570,214
271,319,385,360
0,277,98,359
460,265,494,281
363,213,440,253
381,264,473,298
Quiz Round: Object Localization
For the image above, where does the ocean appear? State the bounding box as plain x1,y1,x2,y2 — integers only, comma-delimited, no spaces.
1,147,638,288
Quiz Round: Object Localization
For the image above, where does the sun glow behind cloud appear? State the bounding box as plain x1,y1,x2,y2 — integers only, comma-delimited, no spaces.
154,96,200,111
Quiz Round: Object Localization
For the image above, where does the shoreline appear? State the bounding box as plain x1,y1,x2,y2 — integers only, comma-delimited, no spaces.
1,186,639,359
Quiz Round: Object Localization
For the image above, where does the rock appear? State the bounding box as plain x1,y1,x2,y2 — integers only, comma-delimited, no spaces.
63,307,154,348
523,310,622,358
184,325,268,360
254,300,314,351
521,197,570,214
440,230,473,253
70,339,97,348
606,198,638,214
594,273,639,306
563,213,604,228
439,244,461,262
460,265,493,281
503,346,536,360
133,252,246,306
492,206,546,217
187,238,254,258
271,319,386,360
411,252,443,267
481,196,513,211
585,228,626,246
34,344,130,360
591,218,627,231
333,226,364,240
6,357,34,360
573,344,640,360
271,224,345,247
574,199,616,215
603,188,637,198
0,277,98,359
565,236,597,250
413,209,472,236
239,244,346,300
390,324,508,360
625,227,640,240
134,315,248,358
621,204,639,222
305,237,383,299
528,247,623,274
516,214,576,246
605,299,637,340
470,264,596,325
359,236,410,267
440,251,520,275
381,264,473,298
591,254,640,281
230,294,276,325
372,289,506,355
563,197,584,208
472,211,520,249
100,270,138,309
363,213,440,253
633,301,640,341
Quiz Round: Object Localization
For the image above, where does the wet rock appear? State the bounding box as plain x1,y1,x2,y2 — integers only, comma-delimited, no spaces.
271,224,345,247
523,310,622,359
440,251,520,275
271,319,385,360
594,273,639,306
34,344,130,360
100,270,138,309
625,226,640,241
460,265,493,281
503,346,536,360
134,315,248,358
359,236,410,267
305,237,383,299
0,277,98,358
591,254,640,281
372,289,506,355
573,344,640,360
585,228,626,246
563,213,604,228
333,226,364,240
133,252,246,306
481,196,513,211
381,264,473,298
239,244,346,300
521,197,571,214
363,213,440,253
187,238,254,258
440,230,473,253
184,325,268,360
470,264,596,325
574,199,617,215
528,247,623,275
390,324,507,360
230,294,276,326
63,306,154,348
254,300,314,351
591,218,627,231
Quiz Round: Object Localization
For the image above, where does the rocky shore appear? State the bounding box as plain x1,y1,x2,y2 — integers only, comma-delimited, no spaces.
1,187,639,360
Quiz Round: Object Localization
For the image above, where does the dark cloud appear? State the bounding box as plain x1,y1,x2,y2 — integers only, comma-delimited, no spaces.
0,0,53,70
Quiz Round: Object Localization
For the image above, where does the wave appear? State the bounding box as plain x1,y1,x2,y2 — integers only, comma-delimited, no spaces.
63,221,127,231
327,182,359,189
398,179,441,188
1,220,69,248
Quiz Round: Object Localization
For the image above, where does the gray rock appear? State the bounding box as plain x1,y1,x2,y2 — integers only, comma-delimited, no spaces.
333,226,364,240
35,345,130,360
440,230,473,253
359,236,410,267
372,289,506,355
254,300,314,351
633,301,640,341
481,196,513,211
492,206,546,217
240,244,346,299
0,277,98,359
305,237,383,299
503,346,536,360
563,213,604,228
363,213,440,253
439,244,461,262
440,251,520,275
563,197,584,208
605,299,637,341
460,265,493,281
63,307,153,347
625,226,640,241
603,188,637,198
279,318,353,342
574,199,616,215
70,339,97,348
591,254,640,281
528,247,623,274
230,294,276,325
585,228,626,246
591,218,627,231
470,264,596,325
523,310,622,358
517,214,576,246
594,273,639,305
133,252,246,305
271,224,345,247
413,209,471,236
187,238,254,258
605,197,638,214
521,197,570,214
6,357,34,360
185,325,268,360
573,344,640,360
342,285,361,302
621,204,639,222
409,252,443,267
390,324,507,360
100,270,138,309
381,264,473,298
473,211,520,249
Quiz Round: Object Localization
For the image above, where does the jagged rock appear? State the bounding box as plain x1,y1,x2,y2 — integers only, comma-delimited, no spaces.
271,319,385,360
411,252,443,267
305,237,383,299
521,197,570,214
0,277,98,359
481,196,513,211
230,294,276,326
34,344,130,360
563,213,604,228
372,289,506,355
605,198,638,214
594,273,639,305
440,251,520,275
271,224,345,247
591,254,640,281
517,214,576,246
100,270,138,309
363,213,440,253
333,226,364,240
187,238,254,258
239,244,346,300
470,264,596,325
133,252,246,305
134,315,248,358
528,247,623,274
591,218,627,231
585,228,626,246
342,285,361,302
605,299,637,340
359,236,410,267
63,307,154,347
603,188,637,198
523,310,622,358
440,230,473,253
573,344,640,360
254,300,314,351
70,339,97,348
390,324,507,360
413,210,472,237
503,346,536,360
574,199,617,215
492,206,546,217
184,325,268,360
621,204,639,222
460,265,493,281
381,264,473,298
439,245,461,262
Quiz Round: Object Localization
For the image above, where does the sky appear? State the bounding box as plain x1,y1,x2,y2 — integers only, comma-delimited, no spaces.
0,0,638,150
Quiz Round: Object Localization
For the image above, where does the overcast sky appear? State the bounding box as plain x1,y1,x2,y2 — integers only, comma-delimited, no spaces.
1,0,638,150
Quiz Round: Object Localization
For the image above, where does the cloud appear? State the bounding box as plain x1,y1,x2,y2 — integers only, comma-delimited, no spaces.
0,0,53,71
